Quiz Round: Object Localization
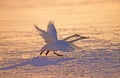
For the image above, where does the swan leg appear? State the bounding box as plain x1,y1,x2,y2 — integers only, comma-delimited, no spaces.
54,51,64,57
40,50,44,55
46,50,50,56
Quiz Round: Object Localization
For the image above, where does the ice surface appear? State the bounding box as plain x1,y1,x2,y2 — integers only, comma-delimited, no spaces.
0,0,120,77
0,49,119,78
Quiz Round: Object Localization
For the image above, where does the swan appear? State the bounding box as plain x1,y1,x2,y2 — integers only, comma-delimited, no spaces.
34,21,88,56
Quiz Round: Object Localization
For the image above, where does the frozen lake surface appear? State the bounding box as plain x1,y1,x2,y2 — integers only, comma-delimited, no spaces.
0,0,120,78
0,25,119,78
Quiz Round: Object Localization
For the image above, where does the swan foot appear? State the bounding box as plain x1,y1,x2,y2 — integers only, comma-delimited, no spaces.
54,52,64,57
45,50,49,56
40,50,44,55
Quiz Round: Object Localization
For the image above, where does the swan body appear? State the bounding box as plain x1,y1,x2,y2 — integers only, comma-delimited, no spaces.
40,40,75,52
34,21,88,56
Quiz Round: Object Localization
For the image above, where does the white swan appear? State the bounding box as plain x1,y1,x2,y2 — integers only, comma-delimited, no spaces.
34,21,88,56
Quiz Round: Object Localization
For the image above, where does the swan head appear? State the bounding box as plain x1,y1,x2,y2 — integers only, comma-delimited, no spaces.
74,34,89,39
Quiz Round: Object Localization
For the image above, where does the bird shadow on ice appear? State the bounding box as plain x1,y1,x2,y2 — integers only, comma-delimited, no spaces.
0,56,74,70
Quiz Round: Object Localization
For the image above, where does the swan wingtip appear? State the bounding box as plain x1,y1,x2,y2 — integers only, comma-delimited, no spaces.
49,20,54,25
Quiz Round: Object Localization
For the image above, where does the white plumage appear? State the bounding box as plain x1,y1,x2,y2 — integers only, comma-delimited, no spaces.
40,40,75,52
47,21,58,41
34,21,88,56
34,22,57,44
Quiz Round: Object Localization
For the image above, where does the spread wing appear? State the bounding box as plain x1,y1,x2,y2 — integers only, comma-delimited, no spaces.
47,21,58,41
34,25,55,44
